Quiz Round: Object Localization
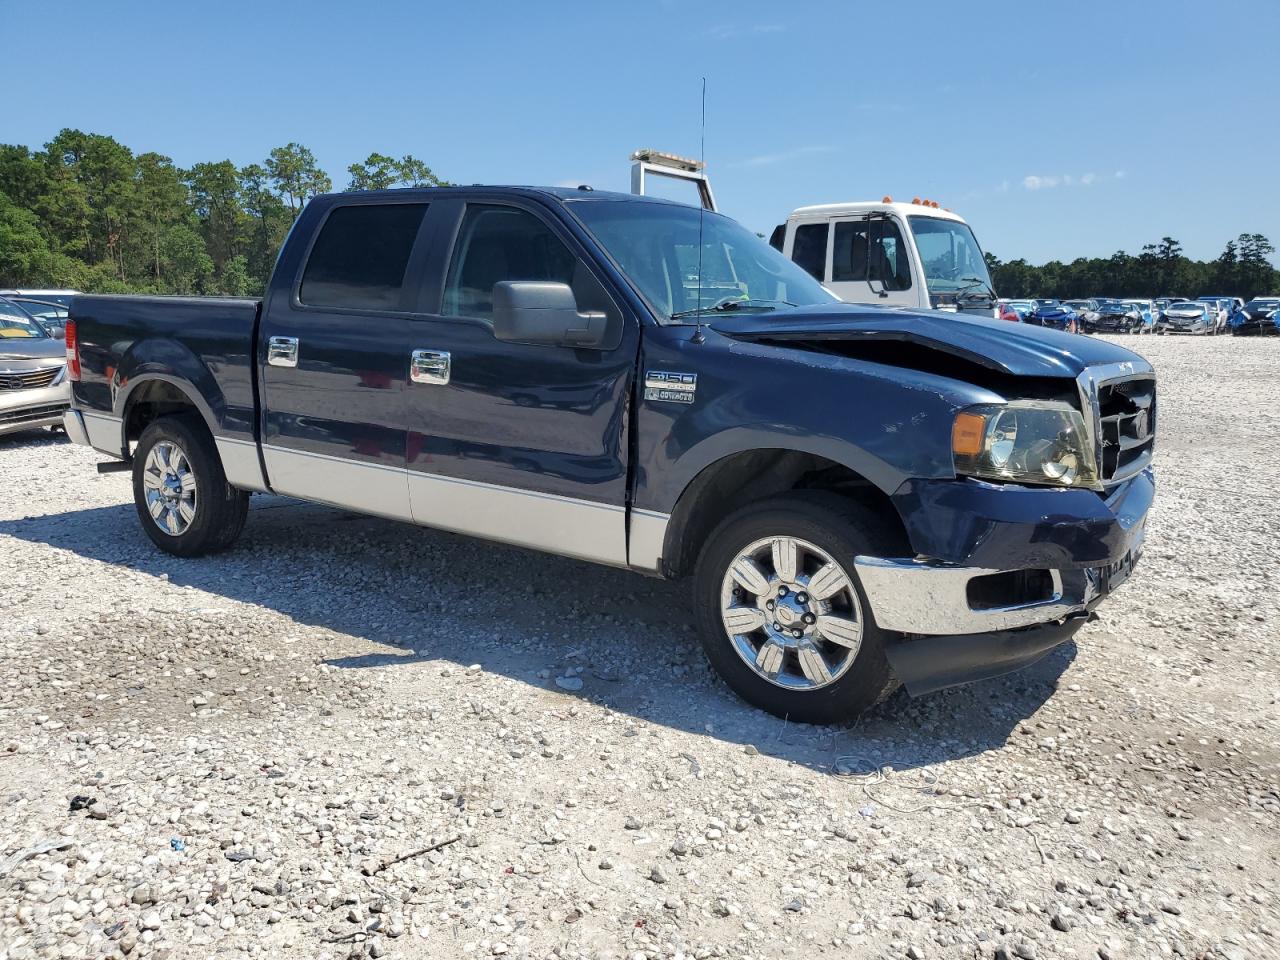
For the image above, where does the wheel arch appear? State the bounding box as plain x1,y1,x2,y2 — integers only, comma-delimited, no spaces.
118,374,219,451
658,447,909,579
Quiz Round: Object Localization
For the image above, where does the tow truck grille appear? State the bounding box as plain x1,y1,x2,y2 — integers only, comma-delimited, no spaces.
1095,377,1156,484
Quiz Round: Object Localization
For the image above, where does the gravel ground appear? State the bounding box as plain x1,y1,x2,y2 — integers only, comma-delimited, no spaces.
1,335,1277,960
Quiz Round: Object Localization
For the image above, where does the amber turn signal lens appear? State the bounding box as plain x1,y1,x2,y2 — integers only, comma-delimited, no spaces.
952,412,986,457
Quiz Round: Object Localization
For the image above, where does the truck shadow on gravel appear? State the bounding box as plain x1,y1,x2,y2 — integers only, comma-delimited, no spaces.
1,495,1074,774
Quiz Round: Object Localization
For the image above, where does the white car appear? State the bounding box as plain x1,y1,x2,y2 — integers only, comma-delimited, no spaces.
0,288,80,307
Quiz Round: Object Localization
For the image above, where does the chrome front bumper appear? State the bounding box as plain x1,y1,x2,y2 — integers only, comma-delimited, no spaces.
0,381,70,436
854,521,1144,636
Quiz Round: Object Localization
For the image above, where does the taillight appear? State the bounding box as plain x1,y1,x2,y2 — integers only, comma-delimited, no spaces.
65,319,81,381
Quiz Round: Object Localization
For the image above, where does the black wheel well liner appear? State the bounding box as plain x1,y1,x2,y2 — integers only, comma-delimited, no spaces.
122,378,212,449
660,450,907,578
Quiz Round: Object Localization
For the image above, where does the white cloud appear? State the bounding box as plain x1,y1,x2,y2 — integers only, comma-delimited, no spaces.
1023,175,1060,190
731,145,835,168
1023,170,1123,191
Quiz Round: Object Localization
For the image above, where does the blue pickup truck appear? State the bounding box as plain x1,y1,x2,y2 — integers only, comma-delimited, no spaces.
62,187,1155,723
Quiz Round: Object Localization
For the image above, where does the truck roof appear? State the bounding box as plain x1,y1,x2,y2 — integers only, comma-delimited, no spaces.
312,185,690,207
787,201,968,224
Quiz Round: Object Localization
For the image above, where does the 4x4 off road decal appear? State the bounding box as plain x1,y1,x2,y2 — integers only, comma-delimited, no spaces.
644,371,697,404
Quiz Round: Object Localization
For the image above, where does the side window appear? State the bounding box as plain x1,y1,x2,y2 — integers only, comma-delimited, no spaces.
870,218,912,291
831,220,869,282
443,205,584,321
299,203,427,310
790,223,828,281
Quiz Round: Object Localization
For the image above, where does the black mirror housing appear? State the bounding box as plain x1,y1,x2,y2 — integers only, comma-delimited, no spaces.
492,281,610,349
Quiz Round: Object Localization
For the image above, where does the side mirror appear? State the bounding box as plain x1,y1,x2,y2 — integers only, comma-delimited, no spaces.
492,281,610,350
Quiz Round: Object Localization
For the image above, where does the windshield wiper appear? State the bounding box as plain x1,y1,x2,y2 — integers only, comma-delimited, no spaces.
954,276,996,300
670,297,796,320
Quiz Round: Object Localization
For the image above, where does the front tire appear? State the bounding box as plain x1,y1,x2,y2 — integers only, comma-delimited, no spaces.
693,492,904,724
132,416,248,557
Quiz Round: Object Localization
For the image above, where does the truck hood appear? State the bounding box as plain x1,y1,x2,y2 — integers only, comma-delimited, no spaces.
709,305,1145,379
0,338,64,362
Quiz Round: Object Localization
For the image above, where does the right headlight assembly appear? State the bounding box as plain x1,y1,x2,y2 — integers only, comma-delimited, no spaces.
952,401,1101,490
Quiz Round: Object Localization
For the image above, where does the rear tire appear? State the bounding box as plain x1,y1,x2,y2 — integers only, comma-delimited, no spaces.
132,416,248,557
692,492,905,724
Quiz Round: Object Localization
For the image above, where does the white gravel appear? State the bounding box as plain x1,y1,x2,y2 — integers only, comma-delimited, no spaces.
1,335,1277,960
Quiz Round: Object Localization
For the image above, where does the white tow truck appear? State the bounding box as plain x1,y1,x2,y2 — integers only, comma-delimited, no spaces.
627,152,998,317
767,199,998,316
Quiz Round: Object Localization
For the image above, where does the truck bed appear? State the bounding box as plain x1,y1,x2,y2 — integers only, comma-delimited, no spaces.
68,294,263,450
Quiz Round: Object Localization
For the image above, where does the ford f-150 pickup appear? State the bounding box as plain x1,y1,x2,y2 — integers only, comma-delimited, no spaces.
62,186,1156,723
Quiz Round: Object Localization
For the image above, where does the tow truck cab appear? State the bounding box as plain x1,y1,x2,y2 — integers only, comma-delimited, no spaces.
769,200,998,317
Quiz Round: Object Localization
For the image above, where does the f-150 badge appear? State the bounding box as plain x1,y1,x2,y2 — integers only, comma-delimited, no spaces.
644,371,697,404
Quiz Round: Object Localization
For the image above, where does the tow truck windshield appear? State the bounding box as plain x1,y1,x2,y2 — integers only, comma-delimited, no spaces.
908,216,994,298
570,200,835,323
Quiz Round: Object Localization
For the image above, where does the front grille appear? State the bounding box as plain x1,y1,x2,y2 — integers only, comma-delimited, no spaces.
0,366,61,390
0,403,67,426
1096,377,1156,483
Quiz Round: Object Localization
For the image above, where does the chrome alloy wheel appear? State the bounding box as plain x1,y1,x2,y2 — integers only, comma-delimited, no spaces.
142,440,197,536
719,536,864,691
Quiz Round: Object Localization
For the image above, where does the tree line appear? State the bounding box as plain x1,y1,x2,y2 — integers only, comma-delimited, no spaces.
0,129,446,296
1,129,1276,301
985,235,1278,301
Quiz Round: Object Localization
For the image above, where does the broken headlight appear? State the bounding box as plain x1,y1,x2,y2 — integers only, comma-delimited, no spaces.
952,401,1100,490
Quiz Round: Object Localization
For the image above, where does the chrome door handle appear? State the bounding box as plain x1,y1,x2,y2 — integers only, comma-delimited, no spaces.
410,349,451,385
267,336,299,368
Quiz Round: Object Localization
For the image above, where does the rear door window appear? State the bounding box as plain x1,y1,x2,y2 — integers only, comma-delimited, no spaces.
299,203,428,310
790,223,829,281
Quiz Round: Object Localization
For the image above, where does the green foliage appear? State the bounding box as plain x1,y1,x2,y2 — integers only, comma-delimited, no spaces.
0,131,449,296
346,152,448,191
988,234,1280,301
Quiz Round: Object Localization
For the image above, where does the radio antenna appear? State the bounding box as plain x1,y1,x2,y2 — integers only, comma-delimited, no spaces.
691,77,707,345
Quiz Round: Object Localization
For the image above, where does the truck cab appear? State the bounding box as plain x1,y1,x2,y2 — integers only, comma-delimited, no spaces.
769,199,998,316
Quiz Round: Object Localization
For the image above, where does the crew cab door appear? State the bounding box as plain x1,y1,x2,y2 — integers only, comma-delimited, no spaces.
401,197,639,565
825,215,919,308
257,198,433,520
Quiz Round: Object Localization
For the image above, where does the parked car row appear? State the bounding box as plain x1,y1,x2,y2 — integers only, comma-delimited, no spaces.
996,294,1277,336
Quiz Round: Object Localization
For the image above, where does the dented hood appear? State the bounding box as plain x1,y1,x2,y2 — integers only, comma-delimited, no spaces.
708,305,1145,378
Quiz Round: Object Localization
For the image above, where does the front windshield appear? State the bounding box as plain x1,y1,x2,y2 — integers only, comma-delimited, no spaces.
1245,299,1279,310
0,300,48,339
907,216,994,295
1036,300,1061,309
568,200,836,322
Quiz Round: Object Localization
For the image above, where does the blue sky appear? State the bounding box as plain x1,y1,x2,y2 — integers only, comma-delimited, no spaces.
4,0,1277,264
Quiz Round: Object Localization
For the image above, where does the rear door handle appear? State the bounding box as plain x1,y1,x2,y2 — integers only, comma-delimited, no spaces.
267,336,299,368
410,349,451,385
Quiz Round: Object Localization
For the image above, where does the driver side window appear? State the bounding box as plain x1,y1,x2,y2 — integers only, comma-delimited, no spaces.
443,205,577,321
870,219,912,291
